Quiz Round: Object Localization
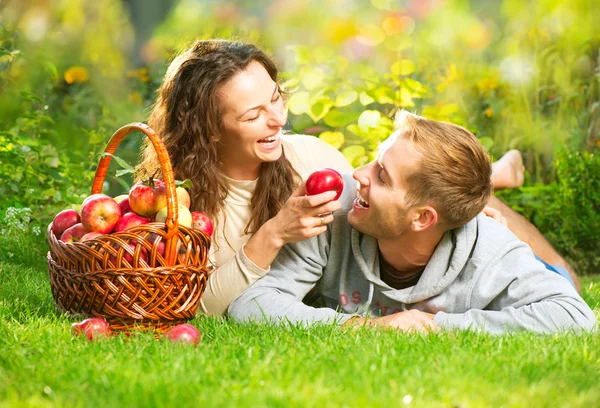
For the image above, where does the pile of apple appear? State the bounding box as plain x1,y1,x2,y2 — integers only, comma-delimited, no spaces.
50,177,214,245
73,317,202,346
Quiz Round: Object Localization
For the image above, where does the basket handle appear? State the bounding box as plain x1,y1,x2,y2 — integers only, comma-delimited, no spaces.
91,122,180,264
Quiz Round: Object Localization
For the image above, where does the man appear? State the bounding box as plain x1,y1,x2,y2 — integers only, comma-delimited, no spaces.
229,111,596,333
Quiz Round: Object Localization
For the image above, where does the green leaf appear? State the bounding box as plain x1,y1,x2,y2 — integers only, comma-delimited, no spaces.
359,92,375,106
319,131,345,149
342,145,367,167
175,179,193,189
372,87,395,104
39,116,56,126
390,59,415,76
288,92,310,115
307,98,333,122
115,169,136,177
323,110,360,127
478,137,494,151
88,131,106,145
287,45,312,64
440,103,460,117
358,110,381,130
101,152,134,170
397,88,415,107
335,91,358,107
300,66,325,90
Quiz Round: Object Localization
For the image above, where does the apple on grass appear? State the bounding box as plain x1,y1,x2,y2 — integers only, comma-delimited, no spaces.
72,318,111,341
114,212,150,233
51,209,81,239
155,204,192,228
80,194,121,234
164,323,201,346
60,223,87,243
191,211,214,236
305,168,344,200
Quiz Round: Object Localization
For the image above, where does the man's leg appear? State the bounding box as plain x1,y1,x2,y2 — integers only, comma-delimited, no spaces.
487,195,582,293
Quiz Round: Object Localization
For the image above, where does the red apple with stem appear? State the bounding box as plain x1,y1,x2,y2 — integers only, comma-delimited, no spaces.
191,211,214,236
305,168,344,200
51,209,81,238
128,177,167,217
114,212,150,233
60,223,87,243
80,194,121,234
72,317,112,341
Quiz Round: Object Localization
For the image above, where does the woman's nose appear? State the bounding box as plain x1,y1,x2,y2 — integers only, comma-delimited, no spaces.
267,106,287,127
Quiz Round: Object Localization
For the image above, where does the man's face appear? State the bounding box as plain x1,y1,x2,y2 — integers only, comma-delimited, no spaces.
347,132,421,240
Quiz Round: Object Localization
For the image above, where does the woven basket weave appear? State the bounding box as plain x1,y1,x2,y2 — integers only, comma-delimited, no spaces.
47,123,210,332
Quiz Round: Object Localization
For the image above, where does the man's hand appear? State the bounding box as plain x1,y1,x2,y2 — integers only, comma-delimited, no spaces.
344,309,439,332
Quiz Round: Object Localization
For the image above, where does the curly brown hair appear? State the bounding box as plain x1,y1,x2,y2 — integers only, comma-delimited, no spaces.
136,39,300,234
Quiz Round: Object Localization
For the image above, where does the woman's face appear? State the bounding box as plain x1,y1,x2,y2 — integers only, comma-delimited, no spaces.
218,60,287,179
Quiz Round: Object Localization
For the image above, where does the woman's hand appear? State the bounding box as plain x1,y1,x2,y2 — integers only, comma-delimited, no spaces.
243,182,342,270
266,182,342,248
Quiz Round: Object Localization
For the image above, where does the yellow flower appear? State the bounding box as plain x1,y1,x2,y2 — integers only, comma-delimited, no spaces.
64,66,89,84
128,92,142,106
127,68,150,82
477,75,499,97
484,107,494,118
437,64,463,93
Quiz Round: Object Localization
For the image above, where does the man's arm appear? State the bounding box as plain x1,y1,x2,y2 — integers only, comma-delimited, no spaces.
434,245,597,334
227,229,355,326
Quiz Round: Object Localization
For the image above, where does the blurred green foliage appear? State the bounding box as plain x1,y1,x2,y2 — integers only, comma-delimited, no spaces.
0,0,598,272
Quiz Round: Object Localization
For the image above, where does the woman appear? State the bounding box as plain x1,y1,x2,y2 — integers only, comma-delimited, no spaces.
136,39,533,316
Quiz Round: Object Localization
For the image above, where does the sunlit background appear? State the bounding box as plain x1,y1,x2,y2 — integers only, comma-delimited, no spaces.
1,0,599,272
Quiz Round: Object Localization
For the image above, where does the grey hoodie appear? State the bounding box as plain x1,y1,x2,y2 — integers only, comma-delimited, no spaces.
229,175,597,334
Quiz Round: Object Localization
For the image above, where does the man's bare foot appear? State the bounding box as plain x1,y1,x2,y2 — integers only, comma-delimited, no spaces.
491,150,525,190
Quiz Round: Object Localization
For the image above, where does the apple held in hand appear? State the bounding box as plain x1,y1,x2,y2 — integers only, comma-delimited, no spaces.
60,223,87,243
155,204,192,228
191,211,214,236
164,323,201,346
80,194,121,234
114,212,150,233
72,317,112,341
305,168,344,200
128,178,167,217
51,209,81,238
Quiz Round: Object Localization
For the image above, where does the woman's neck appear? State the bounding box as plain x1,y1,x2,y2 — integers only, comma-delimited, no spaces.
220,160,261,181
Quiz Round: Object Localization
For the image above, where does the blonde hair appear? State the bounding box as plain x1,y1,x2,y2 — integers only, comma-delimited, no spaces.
395,110,493,229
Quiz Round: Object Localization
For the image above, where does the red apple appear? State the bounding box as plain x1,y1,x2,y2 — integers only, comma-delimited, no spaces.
72,317,112,341
60,223,87,243
147,233,166,258
155,204,192,228
114,212,150,233
51,209,81,238
80,194,121,234
80,232,103,242
305,168,344,200
164,323,201,346
128,178,167,217
108,242,148,266
191,211,214,236
114,194,133,215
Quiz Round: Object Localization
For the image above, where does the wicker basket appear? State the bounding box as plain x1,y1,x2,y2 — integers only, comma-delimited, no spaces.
47,122,210,333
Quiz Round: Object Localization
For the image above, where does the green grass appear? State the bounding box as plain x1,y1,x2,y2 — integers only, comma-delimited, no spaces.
1,234,599,408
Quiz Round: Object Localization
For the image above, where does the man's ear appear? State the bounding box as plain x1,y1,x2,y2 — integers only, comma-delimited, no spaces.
410,206,438,232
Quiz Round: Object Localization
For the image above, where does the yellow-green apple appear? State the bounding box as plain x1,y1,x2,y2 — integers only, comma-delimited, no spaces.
176,187,191,209
80,194,121,233
51,209,81,238
128,178,167,217
191,211,214,236
114,194,133,215
60,223,87,243
114,212,150,233
80,231,103,242
155,204,192,228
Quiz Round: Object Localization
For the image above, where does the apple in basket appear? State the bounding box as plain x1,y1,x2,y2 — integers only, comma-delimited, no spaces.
60,223,87,243
108,241,148,266
114,194,133,215
114,212,150,233
51,209,81,239
128,177,167,217
80,231,103,242
191,211,214,236
164,323,202,346
72,317,112,341
176,186,191,209
155,204,193,228
80,194,121,234
305,168,344,200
